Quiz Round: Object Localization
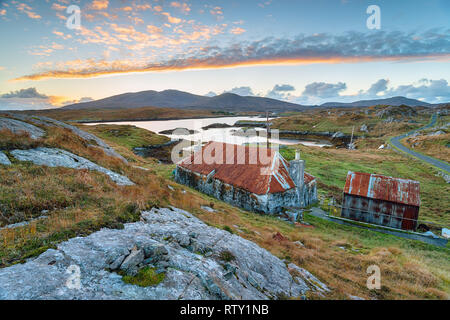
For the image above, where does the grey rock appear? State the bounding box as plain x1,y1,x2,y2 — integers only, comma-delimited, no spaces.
0,117,45,139
294,241,305,247
348,294,365,300
120,248,145,275
287,263,330,294
0,215,48,231
4,113,126,163
0,207,329,300
0,151,11,166
359,124,368,133
109,255,126,270
428,130,445,136
200,206,216,213
332,131,344,139
10,147,134,186
437,171,450,184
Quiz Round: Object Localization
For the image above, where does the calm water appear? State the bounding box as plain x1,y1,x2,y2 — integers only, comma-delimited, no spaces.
85,116,331,147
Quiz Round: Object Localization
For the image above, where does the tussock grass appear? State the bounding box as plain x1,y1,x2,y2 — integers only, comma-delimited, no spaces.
273,105,429,137
0,129,41,150
121,267,165,287
79,124,170,150
1,112,448,299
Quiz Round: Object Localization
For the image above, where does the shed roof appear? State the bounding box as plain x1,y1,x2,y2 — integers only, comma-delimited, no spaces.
178,142,314,195
344,171,420,207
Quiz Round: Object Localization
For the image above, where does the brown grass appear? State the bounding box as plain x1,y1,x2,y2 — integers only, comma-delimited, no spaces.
403,133,450,163
0,114,448,300
15,107,219,122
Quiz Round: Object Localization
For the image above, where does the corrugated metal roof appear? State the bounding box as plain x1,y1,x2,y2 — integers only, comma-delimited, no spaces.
178,142,315,195
344,171,420,207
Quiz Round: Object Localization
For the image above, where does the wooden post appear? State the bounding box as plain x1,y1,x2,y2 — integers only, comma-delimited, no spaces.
266,111,269,149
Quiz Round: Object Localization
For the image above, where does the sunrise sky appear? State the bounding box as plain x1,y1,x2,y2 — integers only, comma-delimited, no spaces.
0,0,449,109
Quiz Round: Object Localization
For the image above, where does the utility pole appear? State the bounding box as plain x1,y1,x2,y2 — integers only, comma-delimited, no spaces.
266,111,270,149
351,126,354,145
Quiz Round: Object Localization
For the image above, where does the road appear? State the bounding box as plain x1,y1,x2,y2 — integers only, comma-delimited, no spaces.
389,113,450,174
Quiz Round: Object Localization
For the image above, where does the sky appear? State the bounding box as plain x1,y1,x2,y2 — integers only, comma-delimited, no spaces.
0,0,449,110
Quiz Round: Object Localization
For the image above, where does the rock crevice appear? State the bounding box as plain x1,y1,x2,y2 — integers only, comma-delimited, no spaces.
0,207,328,300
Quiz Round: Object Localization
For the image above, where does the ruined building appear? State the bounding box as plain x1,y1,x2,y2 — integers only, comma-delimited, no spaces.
341,171,421,231
174,142,317,214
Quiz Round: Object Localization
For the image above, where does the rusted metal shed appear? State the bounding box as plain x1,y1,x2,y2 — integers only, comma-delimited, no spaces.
341,171,420,231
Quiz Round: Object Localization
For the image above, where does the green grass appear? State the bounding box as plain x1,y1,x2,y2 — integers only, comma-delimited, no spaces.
82,124,170,150
279,146,449,226
121,267,166,287
219,250,236,262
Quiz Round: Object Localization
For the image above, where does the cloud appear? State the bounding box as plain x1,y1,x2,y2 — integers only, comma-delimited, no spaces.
205,91,217,97
162,12,183,24
266,84,296,99
367,79,389,95
79,97,94,103
170,2,191,14
230,27,246,35
0,88,94,110
13,29,450,81
1,87,48,99
302,82,347,98
224,87,255,96
273,84,295,92
89,0,109,11
16,3,41,19
385,79,450,103
292,78,450,104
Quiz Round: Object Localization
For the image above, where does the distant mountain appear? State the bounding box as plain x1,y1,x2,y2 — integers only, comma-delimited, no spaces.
63,89,309,112
320,96,431,108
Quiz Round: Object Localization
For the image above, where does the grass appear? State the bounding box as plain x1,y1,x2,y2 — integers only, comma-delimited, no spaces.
79,124,170,150
272,105,429,137
219,250,236,262
121,267,165,287
399,115,449,164
280,144,449,226
0,110,448,299
16,107,217,122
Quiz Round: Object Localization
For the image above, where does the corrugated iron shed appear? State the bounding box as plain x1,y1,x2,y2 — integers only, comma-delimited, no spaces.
178,142,314,195
344,171,420,207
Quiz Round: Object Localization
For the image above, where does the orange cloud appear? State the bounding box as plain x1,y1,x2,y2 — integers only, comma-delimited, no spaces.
13,54,450,82
90,0,109,10
16,3,41,19
162,12,182,24
170,2,191,14
230,27,246,35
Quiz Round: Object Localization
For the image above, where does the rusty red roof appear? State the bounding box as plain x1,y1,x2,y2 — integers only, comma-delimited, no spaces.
344,171,420,207
178,142,315,195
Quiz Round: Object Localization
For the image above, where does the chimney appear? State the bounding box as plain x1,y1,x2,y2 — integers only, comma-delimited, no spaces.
289,151,305,207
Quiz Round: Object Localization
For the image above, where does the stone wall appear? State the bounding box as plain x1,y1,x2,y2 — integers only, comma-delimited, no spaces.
175,166,317,214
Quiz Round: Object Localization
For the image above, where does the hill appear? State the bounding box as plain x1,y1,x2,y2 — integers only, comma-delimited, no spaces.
63,90,309,112
321,96,430,108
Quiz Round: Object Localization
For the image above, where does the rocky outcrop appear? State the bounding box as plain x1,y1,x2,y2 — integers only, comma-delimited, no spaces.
0,207,328,300
0,151,11,166
0,117,45,139
428,130,445,136
3,113,126,163
359,124,368,133
10,147,134,186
